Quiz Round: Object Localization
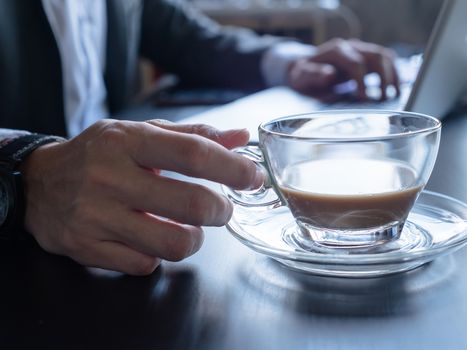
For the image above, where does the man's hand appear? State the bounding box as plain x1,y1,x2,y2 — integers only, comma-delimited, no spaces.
287,38,400,100
20,120,262,275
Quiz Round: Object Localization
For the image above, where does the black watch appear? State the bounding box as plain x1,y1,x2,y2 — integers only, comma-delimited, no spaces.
0,134,66,239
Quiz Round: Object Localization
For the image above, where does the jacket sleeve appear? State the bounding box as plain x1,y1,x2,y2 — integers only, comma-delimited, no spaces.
139,0,283,90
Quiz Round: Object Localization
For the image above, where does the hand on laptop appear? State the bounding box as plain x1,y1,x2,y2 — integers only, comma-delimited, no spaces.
287,38,400,101
20,120,262,275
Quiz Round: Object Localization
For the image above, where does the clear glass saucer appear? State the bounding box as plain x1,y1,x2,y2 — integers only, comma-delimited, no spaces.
226,191,467,278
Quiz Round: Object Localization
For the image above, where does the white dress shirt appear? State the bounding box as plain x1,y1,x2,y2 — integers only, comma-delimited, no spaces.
42,0,109,138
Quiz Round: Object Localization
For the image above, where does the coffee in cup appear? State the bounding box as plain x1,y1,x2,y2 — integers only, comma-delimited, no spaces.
226,110,441,247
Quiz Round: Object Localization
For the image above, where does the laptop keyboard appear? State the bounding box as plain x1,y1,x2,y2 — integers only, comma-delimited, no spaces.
316,82,412,111
315,55,420,111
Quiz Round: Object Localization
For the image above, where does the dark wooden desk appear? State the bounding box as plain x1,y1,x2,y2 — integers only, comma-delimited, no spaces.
2,89,467,350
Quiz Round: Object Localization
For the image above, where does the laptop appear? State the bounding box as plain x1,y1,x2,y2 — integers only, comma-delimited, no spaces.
183,0,467,138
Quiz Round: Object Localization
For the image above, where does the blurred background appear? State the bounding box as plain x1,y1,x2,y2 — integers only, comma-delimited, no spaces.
191,0,443,54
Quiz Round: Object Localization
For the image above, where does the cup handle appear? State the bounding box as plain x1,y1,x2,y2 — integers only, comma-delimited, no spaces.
221,145,284,208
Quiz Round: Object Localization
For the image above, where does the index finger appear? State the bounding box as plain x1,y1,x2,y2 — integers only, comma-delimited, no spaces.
130,124,264,190
145,120,251,150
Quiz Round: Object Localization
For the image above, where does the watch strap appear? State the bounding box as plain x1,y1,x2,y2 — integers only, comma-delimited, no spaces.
0,134,67,168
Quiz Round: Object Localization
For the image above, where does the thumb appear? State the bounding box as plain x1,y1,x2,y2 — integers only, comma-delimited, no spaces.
288,60,338,94
145,119,250,150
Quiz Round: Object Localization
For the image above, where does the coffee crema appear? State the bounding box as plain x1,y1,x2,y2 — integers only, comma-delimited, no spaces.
278,159,422,230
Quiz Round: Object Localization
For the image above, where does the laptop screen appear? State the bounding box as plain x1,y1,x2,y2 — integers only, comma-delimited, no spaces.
405,0,467,119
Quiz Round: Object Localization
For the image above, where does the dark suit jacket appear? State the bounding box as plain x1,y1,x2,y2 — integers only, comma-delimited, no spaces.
0,0,279,136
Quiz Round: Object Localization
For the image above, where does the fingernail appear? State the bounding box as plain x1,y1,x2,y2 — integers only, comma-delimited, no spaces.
219,129,250,148
251,167,266,190
188,227,205,256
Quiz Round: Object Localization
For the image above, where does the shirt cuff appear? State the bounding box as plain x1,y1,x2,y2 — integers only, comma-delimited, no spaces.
261,41,316,87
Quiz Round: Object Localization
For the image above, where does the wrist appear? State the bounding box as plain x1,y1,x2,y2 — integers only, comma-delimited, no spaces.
19,141,66,235
0,135,66,239
18,141,63,175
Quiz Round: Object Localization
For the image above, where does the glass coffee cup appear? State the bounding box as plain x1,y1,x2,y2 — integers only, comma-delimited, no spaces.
225,110,441,247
